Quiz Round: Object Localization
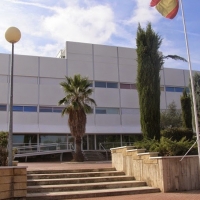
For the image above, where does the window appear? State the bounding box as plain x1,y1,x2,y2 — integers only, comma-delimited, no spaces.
39,107,53,112
130,84,137,89
166,87,184,92
24,106,37,112
120,83,131,89
107,82,118,88
95,81,106,88
160,87,164,91
175,87,184,92
121,108,140,114
95,108,106,114
166,87,175,92
53,107,64,113
89,82,93,87
13,106,23,112
95,107,119,114
95,81,118,89
106,108,119,114
120,83,137,90
0,104,7,111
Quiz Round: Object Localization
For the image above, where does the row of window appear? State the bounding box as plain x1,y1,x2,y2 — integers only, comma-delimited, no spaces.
0,104,139,115
0,105,64,113
0,75,187,92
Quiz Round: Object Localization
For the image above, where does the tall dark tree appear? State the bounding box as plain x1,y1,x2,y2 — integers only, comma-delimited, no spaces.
136,23,186,140
190,73,200,131
59,74,96,162
181,89,192,129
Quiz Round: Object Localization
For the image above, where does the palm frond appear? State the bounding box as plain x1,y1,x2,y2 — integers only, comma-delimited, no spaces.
163,55,187,62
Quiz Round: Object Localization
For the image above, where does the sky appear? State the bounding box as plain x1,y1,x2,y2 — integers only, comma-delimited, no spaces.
0,0,200,70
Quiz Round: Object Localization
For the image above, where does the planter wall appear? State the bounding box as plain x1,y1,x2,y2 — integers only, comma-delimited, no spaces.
0,166,27,200
111,146,200,192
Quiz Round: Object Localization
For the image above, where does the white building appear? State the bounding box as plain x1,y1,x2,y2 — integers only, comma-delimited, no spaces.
0,41,192,151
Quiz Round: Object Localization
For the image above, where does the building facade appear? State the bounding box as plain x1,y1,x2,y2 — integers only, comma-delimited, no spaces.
0,41,193,150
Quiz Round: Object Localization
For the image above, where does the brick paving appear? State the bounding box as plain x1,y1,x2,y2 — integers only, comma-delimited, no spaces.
19,161,200,200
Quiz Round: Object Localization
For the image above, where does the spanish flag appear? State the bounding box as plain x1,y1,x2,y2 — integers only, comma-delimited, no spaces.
150,0,179,19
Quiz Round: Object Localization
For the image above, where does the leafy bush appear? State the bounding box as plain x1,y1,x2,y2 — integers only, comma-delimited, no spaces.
160,101,182,129
0,131,8,147
134,137,197,156
161,127,194,141
0,131,8,166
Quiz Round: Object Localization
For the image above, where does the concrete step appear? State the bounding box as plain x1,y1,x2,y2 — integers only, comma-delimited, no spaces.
27,175,135,186
26,186,160,199
27,171,124,179
83,151,106,161
27,167,115,174
27,180,146,193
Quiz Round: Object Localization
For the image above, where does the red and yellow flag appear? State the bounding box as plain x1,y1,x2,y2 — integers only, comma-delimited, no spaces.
150,0,179,19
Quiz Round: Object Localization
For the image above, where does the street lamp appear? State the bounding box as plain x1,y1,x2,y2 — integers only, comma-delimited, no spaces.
5,27,21,166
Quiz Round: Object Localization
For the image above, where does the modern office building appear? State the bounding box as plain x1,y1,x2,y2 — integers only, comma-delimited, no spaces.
0,41,193,151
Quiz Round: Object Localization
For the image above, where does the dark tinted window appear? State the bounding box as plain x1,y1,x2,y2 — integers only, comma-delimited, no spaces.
95,108,106,114
120,83,131,89
95,81,106,88
24,106,37,112
13,106,23,112
107,82,118,88
39,107,52,112
0,105,7,111
166,87,175,92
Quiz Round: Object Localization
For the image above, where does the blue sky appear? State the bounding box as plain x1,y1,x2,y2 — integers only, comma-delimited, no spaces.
0,0,200,70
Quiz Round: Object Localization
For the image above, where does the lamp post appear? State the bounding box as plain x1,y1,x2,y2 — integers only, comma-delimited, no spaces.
5,27,21,166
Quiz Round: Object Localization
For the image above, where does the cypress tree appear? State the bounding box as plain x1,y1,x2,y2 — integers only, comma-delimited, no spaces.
180,89,192,129
136,23,162,140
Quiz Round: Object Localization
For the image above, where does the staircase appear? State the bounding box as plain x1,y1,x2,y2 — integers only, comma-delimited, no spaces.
82,151,107,161
26,167,160,199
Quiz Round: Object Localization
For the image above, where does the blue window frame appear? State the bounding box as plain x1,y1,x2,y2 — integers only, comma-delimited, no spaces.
95,108,106,114
106,108,119,114
107,82,118,88
39,107,52,112
175,87,184,92
95,81,106,88
89,82,93,87
13,106,23,112
166,87,175,92
53,107,63,113
166,87,184,92
24,106,37,112
0,104,7,111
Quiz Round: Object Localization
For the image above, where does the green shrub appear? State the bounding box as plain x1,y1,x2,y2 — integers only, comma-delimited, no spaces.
161,127,194,141
0,131,8,166
0,131,8,147
134,136,197,156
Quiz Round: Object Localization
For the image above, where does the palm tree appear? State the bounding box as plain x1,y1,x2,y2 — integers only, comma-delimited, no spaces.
58,74,96,162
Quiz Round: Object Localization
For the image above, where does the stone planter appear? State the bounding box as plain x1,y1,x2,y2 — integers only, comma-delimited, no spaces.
111,146,200,192
0,166,27,200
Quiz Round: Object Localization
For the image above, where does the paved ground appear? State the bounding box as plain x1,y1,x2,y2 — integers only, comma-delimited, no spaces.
19,161,200,200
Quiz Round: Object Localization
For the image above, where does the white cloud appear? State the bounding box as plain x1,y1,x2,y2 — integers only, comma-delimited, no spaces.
43,4,116,44
126,0,161,25
0,0,116,57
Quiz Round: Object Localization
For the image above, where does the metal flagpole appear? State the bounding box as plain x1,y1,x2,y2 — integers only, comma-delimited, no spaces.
179,0,200,165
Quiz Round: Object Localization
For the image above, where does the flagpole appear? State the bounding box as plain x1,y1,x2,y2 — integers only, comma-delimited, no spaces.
179,0,200,165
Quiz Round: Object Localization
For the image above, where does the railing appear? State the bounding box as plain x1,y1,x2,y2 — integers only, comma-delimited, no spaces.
99,143,108,160
98,142,134,150
13,142,74,154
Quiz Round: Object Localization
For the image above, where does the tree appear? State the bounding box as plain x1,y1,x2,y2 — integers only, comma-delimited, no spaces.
136,23,186,140
190,73,200,131
160,101,182,129
181,89,192,129
58,74,96,162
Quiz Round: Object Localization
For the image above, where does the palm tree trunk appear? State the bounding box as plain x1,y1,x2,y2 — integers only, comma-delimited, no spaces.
73,136,84,162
